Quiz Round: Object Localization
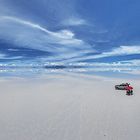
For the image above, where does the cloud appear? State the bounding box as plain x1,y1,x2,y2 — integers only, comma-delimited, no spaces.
67,45,140,62
100,46,140,57
1,16,83,45
0,52,22,60
7,48,19,51
62,17,87,26
0,16,92,60
0,53,6,59
1,16,50,33
91,45,140,59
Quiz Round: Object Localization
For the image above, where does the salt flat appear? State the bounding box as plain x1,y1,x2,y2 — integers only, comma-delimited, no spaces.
0,74,140,140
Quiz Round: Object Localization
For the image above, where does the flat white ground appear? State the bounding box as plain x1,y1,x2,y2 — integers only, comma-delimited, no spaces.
0,74,140,140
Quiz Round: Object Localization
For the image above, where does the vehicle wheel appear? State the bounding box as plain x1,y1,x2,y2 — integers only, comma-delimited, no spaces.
126,90,130,95
131,90,133,95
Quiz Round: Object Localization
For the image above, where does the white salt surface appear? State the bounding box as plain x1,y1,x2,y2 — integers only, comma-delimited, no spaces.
0,75,140,140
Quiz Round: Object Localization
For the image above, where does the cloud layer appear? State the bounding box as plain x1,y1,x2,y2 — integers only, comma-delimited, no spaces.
66,46,140,62
0,0,140,75
0,16,93,61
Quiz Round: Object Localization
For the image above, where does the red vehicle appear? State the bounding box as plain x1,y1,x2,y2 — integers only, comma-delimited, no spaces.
115,83,133,95
125,85,133,95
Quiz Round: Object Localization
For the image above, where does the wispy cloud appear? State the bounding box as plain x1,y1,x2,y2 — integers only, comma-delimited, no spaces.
0,16,83,45
67,45,140,62
100,46,140,57
1,16,51,34
62,17,87,26
0,52,22,60
0,16,92,60
0,53,6,59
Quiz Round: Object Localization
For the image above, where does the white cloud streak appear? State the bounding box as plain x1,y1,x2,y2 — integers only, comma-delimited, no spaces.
1,16,84,44
0,16,139,63
1,16,51,34
0,52,22,60
62,17,87,26
67,45,140,62
1,16,81,41
0,16,87,54
100,46,140,57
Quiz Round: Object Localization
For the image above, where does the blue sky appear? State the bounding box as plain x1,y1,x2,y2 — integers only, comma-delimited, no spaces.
0,0,140,70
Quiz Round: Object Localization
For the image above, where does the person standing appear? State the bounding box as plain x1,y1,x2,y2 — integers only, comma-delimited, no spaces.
125,85,133,95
